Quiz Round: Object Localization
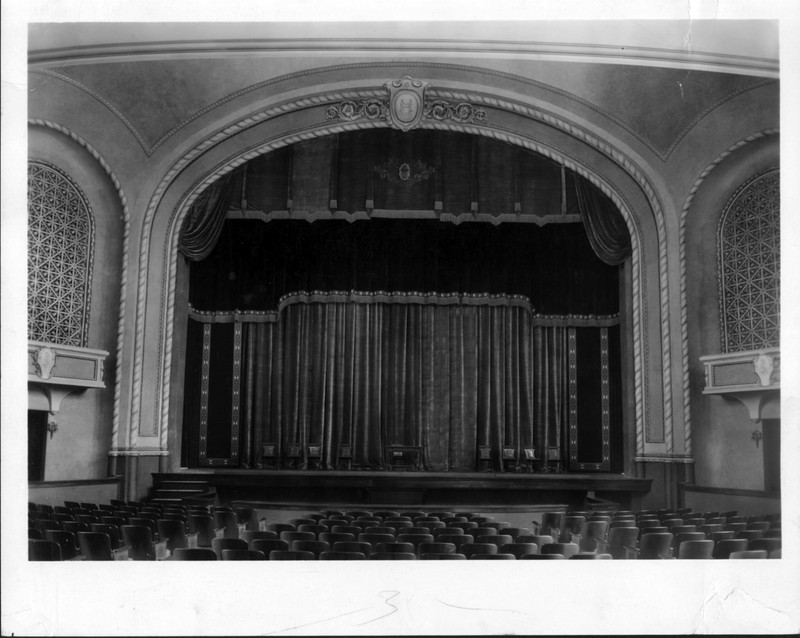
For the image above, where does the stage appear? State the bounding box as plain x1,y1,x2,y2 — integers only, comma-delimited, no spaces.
151,470,651,510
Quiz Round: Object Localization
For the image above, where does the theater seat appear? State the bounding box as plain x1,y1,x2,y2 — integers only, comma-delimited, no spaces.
319,551,366,560
29,539,62,561
541,543,579,559
43,530,80,560
421,553,466,559
471,553,515,559
713,538,748,559
369,552,416,560
269,550,316,560
521,553,565,559
499,543,538,558
729,550,768,559
212,537,248,558
77,532,114,561
173,548,217,560
250,539,289,556
222,549,266,560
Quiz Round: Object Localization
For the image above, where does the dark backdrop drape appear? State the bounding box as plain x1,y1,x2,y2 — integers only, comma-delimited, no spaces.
190,219,619,316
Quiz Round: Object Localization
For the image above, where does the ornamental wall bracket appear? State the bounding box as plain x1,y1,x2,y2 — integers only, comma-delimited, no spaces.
324,77,488,131
700,347,780,422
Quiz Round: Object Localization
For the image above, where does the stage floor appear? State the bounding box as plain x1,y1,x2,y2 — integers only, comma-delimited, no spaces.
153,469,651,510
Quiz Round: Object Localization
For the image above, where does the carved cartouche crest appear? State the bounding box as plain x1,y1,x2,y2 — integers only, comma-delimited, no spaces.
33,346,57,380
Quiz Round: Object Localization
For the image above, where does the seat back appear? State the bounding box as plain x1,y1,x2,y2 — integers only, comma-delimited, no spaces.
291,540,331,557
359,533,396,546
713,538,749,559
332,541,372,555
638,533,673,559
521,553,565,559
241,530,278,544
281,531,316,544
43,530,80,560
421,553,466,559
369,552,416,560
729,550,768,559
319,551,366,560
418,542,456,555
250,539,289,555
213,511,240,539
78,531,114,560
581,521,609,552
222,549,266,560
319,532,355,545
461,543,498,558
269,550,316,560
375,542,415,554
500,543,539,558
211,537,248,558
173,548,217,560
605,526,639,559
749,538,781,555
29,539,62,561
157,519,189,551
677,539,714,559
266,522,296,534
541,543,579,558
470,553,515,559
121,525,157,561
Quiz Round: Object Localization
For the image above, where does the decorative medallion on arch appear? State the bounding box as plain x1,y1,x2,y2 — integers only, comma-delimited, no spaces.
718,169,780,353
27,160,95,347
324,76,487,131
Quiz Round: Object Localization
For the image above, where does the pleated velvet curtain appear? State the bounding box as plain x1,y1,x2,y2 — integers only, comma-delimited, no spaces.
238,299,569,471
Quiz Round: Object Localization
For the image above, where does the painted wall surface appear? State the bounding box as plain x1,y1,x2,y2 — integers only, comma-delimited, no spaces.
684,134,779,493
28,479,122,507
28,126,123,480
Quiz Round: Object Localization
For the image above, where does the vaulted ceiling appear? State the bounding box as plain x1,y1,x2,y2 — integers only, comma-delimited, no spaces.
28,21,779,163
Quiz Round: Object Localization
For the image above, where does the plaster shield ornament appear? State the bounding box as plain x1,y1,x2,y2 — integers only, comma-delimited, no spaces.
33,346,56,380
386,76,428,131
753,352,776,387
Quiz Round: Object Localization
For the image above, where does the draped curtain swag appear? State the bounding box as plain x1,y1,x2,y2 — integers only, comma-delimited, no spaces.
575,177,632,266
179,174,238,261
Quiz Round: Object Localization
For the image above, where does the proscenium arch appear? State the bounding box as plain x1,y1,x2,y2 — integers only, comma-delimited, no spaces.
157,126,650,465
131,79,673,470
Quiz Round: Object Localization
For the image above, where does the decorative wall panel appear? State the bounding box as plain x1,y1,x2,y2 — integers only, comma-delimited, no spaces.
27,161,95,347
718,169,780,352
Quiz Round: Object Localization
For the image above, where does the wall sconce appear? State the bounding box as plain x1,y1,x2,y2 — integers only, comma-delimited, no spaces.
47,420,58,439
751,430,763,448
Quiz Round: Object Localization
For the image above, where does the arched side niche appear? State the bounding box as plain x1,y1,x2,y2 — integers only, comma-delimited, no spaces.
127,74,672,480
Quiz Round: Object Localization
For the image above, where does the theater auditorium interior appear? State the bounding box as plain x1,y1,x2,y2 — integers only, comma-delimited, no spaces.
4,7,799,636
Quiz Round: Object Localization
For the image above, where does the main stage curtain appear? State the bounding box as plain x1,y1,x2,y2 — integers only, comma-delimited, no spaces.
236,298,571,471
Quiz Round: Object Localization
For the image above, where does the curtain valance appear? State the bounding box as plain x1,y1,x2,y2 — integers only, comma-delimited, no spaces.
188,290,619,327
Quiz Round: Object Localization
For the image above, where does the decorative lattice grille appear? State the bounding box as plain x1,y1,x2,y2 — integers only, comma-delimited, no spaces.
27,161,94,346
719,169,780,352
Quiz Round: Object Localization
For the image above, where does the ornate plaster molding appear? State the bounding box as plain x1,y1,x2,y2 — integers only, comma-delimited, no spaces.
130,79,675,460
150,118,649,463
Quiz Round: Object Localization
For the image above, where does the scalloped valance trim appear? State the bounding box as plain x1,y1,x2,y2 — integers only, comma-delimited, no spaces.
188,290,619,327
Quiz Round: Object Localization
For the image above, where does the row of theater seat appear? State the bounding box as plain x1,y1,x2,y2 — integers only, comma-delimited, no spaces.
28,501,782,560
